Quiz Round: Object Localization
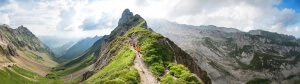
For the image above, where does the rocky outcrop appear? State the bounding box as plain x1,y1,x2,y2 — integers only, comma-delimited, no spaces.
7,43,17,56
80,71,95,82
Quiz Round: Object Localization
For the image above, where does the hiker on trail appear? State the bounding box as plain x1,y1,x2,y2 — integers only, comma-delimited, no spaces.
137,46,141,53
132,42,136,47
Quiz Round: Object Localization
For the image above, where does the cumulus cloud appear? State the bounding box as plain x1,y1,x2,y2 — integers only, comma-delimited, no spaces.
271,9,298,30
58,7,76,31
0,0,299,38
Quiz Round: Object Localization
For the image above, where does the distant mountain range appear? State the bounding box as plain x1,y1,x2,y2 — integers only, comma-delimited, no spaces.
58,36,101,62
147,19,300,84
38,36,80,49
39,36,81,57
51,41,76,57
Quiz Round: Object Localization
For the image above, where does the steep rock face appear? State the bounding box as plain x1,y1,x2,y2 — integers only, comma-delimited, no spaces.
148,19,300,84
159,37,211,84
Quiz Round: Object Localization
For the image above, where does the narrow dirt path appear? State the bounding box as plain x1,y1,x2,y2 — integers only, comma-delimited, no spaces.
130,45,159,84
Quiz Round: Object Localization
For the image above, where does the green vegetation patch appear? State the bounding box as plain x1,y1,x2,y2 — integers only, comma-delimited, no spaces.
237,52,287,71
228,45,253,58
161,63,202,84
22,51,45,63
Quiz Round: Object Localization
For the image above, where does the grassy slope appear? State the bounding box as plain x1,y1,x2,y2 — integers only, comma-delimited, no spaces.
162,63,202,84
84,37,139,84
0,66,63,84
22,51,57,67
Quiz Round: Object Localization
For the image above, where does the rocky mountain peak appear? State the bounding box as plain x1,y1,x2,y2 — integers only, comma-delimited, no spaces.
118,9,133,25
15,25,34,37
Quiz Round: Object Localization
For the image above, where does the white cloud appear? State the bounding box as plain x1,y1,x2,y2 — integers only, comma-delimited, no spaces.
287,26,299,32
0,0,299,38
0,13,10,25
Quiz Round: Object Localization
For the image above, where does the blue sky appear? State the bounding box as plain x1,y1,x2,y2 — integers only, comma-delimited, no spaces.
0,0,300,38
276,0,300,37
277,0,300,13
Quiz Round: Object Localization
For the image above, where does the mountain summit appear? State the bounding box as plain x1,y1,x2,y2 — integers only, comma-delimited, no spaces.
118,9,134,25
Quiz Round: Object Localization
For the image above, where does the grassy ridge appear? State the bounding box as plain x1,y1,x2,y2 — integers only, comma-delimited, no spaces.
84,37,139,84
126,21,173,77
125,21,202,83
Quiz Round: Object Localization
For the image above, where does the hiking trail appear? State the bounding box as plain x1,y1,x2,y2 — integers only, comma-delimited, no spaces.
130,45,159,84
